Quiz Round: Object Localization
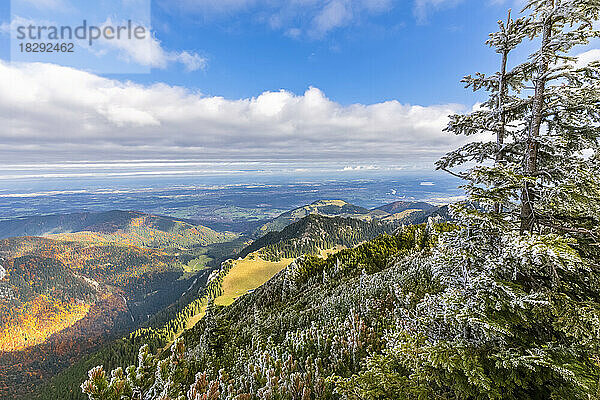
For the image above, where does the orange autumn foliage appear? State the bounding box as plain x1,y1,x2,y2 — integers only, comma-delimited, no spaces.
0,294,90,352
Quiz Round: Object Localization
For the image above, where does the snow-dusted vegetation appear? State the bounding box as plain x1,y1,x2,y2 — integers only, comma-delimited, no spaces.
78,1,600,398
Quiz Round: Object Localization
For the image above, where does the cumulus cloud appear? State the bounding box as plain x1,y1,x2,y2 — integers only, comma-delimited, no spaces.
95,20,207,71
0,61,467,165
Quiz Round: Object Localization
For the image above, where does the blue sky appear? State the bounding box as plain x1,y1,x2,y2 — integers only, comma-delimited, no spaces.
137,0,509,106
0,0,596,186
0,0,517,105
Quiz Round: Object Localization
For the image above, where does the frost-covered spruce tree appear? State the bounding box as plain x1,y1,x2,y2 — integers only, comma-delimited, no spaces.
438,0,600,235
438,0,600,395
340,1,600,399
437,0,600,395
519,0,600,233
436,10,530,220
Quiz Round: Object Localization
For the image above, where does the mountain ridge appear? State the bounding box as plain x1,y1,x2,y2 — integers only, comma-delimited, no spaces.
0,210,236,250
255,199,446,236
241,213,395,261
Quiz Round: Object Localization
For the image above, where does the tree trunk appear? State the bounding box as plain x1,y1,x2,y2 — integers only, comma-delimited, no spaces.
520,7,552,233
494,48,509,214
497,49,508,162
494,10,511,214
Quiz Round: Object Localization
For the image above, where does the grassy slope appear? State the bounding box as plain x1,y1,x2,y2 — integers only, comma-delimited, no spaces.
214,256,293,307
181,255,294,333
167,254,294,347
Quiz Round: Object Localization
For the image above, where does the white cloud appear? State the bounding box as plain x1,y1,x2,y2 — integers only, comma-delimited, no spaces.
343,165,380,171
85,19,208,71
312,1,353,37
96,23,207,71
0,61,468,165
175,51,208,71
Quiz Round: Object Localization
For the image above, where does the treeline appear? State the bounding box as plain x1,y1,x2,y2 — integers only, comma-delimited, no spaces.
128,260,234,349
292,222,455,286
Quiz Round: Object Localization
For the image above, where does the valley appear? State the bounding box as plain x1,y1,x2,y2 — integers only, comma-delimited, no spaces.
0,211,238,398
0,198,442,399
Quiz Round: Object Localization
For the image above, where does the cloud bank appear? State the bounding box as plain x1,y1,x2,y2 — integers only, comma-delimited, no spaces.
0,61,467,166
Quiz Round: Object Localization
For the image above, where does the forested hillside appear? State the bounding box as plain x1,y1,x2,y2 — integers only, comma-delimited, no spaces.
374,200,436,214
0,236,191,398
240,214,395,261
254,199,446,237
33,265,222,400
